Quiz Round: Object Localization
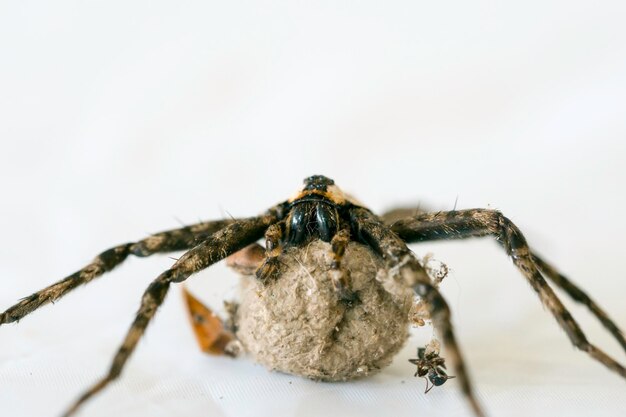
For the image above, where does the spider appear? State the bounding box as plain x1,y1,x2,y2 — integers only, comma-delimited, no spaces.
2,174,625,417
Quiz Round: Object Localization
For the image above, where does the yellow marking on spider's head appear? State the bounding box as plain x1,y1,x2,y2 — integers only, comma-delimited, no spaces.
288,175,364,207
288,188,344,205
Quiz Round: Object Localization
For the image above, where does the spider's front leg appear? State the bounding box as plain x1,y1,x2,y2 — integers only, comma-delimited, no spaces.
0,219,235,325
349,207,485,417
61,209,281,417
390,208,626,378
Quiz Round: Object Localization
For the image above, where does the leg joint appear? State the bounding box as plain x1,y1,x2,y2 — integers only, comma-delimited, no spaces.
493,213,529,256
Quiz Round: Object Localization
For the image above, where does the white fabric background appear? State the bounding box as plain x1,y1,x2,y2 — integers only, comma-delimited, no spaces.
1,1,625,417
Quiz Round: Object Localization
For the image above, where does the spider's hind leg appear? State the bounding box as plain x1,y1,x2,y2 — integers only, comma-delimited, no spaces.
349,207,485,417
531,253,626,353
391,209,626,378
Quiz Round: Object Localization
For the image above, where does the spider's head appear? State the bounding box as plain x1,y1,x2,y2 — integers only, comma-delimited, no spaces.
284,175,365,245
284,175,347,245
289,175,347,206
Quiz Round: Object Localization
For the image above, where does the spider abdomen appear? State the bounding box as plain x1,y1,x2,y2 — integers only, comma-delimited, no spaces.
235,240,412,381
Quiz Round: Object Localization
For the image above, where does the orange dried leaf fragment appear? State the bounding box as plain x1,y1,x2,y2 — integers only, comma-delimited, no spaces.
182,287,235,356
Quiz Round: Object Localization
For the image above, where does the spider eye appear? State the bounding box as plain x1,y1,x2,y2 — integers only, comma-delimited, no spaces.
303,175,335,191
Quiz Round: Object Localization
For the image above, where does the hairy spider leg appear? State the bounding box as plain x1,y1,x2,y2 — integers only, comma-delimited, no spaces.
383,206,626,356
531,253,626,354
349,207,485,417
0,219,235,325
380,206,427,225
390,208,626,378
61,211,280,417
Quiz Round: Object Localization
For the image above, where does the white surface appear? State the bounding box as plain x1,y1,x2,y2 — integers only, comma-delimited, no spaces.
1,1,626,417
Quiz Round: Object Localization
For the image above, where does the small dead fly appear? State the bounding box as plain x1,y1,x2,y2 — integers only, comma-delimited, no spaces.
409,340,456,394
2,175,626,417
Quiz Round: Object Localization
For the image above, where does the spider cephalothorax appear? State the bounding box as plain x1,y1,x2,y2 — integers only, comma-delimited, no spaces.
2,175,625,417
285,175,348,244
257,175,360,297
